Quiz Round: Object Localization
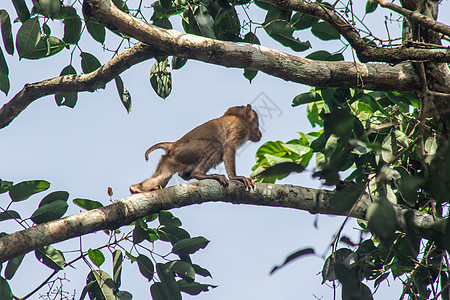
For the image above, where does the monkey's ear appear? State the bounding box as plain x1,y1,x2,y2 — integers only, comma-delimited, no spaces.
246,104,252,116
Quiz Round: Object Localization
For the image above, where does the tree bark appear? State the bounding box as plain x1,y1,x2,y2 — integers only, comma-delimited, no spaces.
0,180,440,263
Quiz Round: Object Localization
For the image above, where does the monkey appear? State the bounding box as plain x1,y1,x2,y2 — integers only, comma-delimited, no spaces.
130,104,262,194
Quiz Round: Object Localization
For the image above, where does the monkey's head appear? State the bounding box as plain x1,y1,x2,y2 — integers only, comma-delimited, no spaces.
225,104,262,142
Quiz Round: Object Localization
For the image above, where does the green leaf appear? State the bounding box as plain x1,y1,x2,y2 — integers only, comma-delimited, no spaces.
192,264,212,277
9,180,50,202
55,65,78,108
172,236,210,255
39,191,69,207
311,22,340,40
73,198,103,210
150,58,172,99
192,7,216,39
365,0,378,14
0,276,12,300
34,0,61,19
177,280,217,295
290,12,318,30
156,263,182,300
0,10,14,55
159,210,182,227
112,250,123,288
85,18,106,44
292,91,321,106
30,200,68,224
329,182,365,214
80,52,102,74
306,100,325,127
88,248,105,267
323,109,354,139
167,260,195,280
35,245,65,270
0,179,13,193
137,254,155,281
12,0,30,22
5,254,25,280
270,248,315,275
153,17,173,29
366,198,396,240
22,36,66,59
171,56,188,70
86,270,116,300
0,71,9,96
16,17,41,59
115,76,132,113
151,282,165,300
0,210,21,222
158,226,190,244
62,7,82,44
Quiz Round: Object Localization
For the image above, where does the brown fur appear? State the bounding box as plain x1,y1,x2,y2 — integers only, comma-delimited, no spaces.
130,104,262,193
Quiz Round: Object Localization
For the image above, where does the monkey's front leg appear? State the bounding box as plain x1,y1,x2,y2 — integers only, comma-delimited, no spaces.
223,144,255,190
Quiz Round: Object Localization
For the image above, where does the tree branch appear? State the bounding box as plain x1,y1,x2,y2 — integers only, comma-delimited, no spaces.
269,0,450,63
0,180,440,263
84,0,421,88
0,43,160,129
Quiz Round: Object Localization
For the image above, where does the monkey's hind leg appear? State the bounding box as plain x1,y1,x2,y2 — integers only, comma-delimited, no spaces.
189,144,228,186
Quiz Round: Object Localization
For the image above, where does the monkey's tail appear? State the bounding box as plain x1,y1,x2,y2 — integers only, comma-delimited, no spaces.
145,142,174,161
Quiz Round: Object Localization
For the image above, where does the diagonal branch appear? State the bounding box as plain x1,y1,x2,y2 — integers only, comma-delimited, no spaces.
0,180,441,263
268,0,450,63
0,43,160,129
376,0,450,38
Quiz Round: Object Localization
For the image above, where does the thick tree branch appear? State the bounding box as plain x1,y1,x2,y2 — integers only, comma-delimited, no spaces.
0,43,160,129
376,0,450,38
84,0,421,89
269,0,450,63
0,180,440,263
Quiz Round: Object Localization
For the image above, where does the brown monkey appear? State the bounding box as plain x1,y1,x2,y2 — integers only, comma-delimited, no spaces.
130,104,262,193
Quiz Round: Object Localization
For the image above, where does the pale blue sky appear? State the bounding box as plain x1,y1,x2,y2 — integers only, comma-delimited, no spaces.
1,0,449,299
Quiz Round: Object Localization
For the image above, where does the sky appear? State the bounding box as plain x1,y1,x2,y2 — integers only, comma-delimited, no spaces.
1,0,449,299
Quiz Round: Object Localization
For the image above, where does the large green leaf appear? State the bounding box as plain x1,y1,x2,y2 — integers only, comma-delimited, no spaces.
73,198,104,210
55,65,78,108
30,200,68,224
86,270,116,300
112,250,123,288
22,36,66,60
177,280,217,295
290,12,318,30
172,236,209,255
0,48,8,75
39,191,69,207
16,17,40,59
62,7,81,44
158,226,190,244
35,245,66,270
0,276,12,300
156,263,182,300
137,254,155,281
81,52,102,73
311,22,340,40
0,10,14,55
4,254,25,280
159,210,182,227
12,0,30,22
366,198,396,240
9,180,50,202
88,248,105,267
0,72,9,96
0,210,21,222
85,18,106,44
